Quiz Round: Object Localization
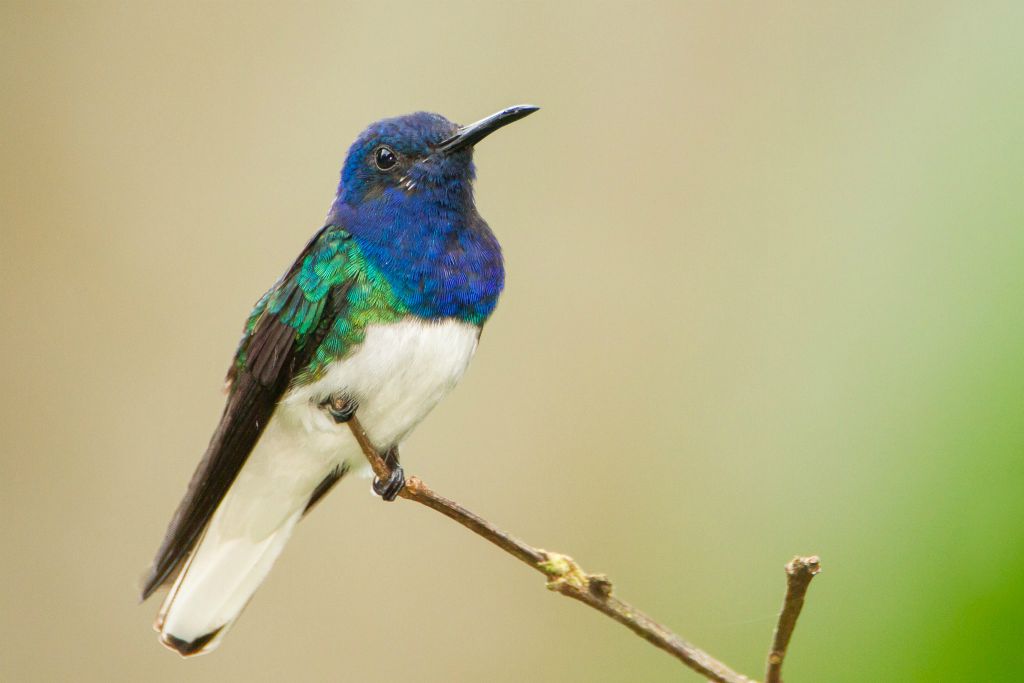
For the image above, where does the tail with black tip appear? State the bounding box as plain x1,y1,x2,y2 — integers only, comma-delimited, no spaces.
154,505,304,657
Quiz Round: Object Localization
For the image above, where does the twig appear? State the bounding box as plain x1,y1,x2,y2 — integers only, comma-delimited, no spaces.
348,415,814,683
765,556,821,683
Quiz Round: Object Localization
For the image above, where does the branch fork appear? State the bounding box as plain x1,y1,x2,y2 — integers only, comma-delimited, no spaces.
346,415,820,682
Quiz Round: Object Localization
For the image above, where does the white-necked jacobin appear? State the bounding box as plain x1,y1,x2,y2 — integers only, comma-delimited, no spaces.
142,105,539,656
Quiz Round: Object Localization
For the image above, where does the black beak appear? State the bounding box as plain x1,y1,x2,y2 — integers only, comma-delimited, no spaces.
436,104,540,155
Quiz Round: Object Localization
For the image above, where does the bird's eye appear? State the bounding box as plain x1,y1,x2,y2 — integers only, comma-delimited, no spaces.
374,146,397,171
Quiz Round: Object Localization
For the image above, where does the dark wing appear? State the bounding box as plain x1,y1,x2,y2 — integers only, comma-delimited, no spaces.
141,226,356,599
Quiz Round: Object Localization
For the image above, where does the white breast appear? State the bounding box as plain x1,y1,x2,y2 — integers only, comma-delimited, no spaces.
280,317,481,454
216,317,480,544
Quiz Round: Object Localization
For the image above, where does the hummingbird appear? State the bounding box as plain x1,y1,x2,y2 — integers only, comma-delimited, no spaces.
141,105,539,656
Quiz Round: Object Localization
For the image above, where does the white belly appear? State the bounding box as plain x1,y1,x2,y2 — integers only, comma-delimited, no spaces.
226,318,481,527
283,316,480,451
219,317,479,535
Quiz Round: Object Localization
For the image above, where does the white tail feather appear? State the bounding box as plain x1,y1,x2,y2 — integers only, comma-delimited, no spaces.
155,408,347,657
156,504,305,656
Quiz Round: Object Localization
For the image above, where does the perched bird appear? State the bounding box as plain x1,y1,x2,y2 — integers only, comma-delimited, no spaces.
142,105,539,656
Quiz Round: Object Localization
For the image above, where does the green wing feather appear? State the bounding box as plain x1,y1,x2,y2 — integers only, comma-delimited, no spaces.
229,226,407,387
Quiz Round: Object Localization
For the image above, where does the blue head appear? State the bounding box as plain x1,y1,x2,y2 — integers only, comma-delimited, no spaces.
328,105,539,324
336,112,462,207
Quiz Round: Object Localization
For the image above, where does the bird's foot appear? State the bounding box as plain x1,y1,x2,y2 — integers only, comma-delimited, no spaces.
372,467,405,501
319,393,358,424
372,446,405,501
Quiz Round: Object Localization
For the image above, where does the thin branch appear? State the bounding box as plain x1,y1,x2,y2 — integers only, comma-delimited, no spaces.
348,415,814,683
765,556,821,683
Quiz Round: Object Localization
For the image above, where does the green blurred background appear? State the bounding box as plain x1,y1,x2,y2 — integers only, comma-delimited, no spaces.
2,2,1023,681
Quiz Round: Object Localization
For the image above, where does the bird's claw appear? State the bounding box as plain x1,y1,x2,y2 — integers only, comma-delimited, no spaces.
319,394,358,424
372,465,405,502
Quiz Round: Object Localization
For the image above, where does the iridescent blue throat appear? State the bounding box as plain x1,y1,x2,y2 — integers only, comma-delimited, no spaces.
328,181,504,325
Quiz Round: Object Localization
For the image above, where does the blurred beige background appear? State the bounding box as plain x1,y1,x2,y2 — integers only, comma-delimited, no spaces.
3,2,1024,681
